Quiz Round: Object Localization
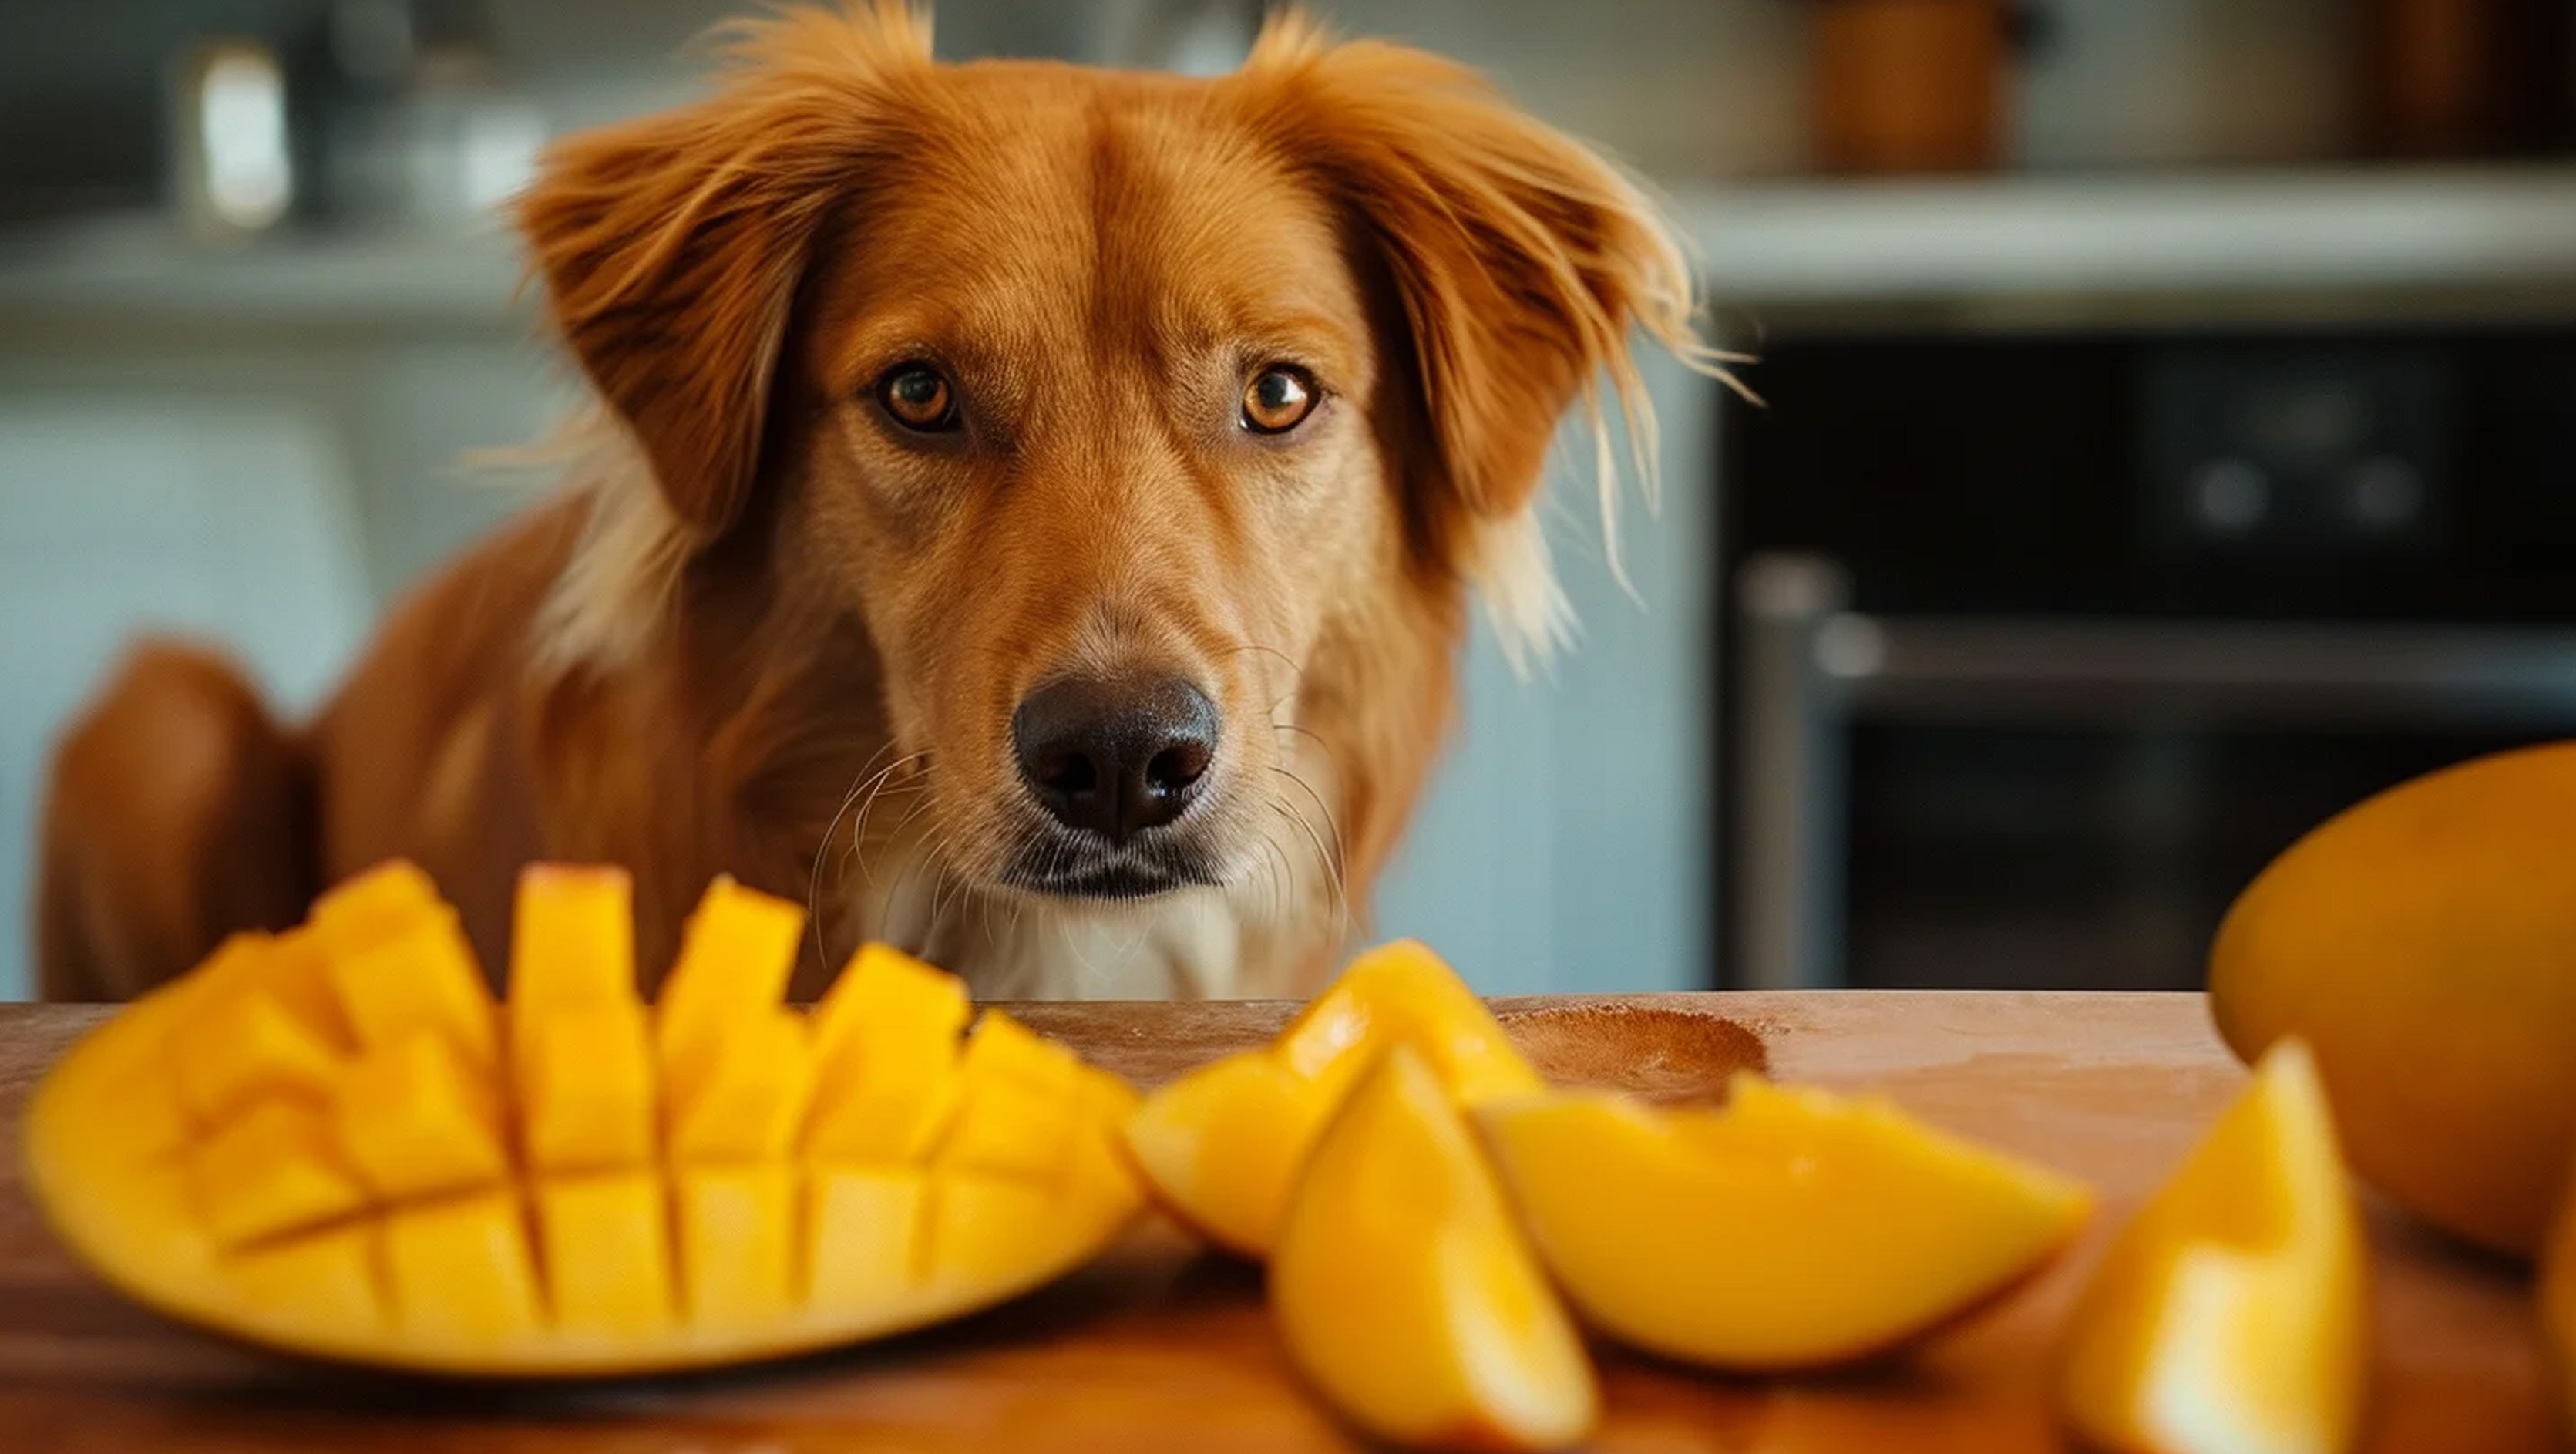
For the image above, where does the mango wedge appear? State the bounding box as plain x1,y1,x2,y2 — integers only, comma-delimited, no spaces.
1478,1075,2093,1370
1272,1047,1596,1452
23,862,1146,1376
1125,940,1539,1256
2056,1039,2369,1454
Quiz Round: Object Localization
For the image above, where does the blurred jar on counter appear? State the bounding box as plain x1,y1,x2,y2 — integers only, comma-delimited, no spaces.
298,0,543,227
168,0,540,239
1810,0,2012,173
171,39,298,241
2361,0,2576,157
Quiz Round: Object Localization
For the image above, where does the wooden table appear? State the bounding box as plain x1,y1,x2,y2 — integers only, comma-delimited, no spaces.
0,992,2552,1452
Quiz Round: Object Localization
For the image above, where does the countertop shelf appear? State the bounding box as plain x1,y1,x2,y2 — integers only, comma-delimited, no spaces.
1676,163,2576,313
0,216,530,328
11,166,2576,327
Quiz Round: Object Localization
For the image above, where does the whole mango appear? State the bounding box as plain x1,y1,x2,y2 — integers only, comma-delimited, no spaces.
2209,741,2576,1257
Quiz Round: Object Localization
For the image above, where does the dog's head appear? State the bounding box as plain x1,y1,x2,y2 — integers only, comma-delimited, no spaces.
519,5,1701,915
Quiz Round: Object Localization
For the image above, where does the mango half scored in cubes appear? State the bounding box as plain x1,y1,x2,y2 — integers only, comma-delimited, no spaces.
22,861,1146,1375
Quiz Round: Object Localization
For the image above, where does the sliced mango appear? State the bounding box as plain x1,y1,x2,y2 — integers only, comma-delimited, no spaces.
805,943,973,1163
334,1031,507,1200
172,937,347,1122
385,1190,546,1346
668,1009,813,1164
311,861,497,1073
537,1172,676,1338
227,1223,382,1344
657,876,808,1096
190,1098,371,1248
1125,939,1538,1257
2056,1039,2369,1454
23,859,1146,1376
1272,1046,1596,1452
1478,1075,2092,1370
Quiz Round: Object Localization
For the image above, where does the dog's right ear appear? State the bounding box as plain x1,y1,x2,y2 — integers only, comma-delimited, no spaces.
516,5,931,542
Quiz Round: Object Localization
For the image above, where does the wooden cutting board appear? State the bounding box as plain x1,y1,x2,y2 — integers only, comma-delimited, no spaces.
0,992,2551,1452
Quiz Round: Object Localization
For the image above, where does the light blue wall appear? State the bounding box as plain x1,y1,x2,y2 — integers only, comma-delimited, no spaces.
1374,353,1723,995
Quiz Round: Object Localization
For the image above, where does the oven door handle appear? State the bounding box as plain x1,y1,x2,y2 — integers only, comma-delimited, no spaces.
1729,551,2576,993
1821,616,2576,726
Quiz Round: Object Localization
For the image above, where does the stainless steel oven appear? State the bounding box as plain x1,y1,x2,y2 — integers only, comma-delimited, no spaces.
1720,328,2576,991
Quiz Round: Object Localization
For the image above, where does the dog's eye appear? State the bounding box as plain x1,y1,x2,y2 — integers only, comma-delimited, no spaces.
876,364,957,432
1241,365,1317,435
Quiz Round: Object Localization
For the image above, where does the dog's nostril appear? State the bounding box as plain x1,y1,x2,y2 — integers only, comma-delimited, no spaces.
1146,742,1210,796
1011,674,1222,846
1036,749,1098,797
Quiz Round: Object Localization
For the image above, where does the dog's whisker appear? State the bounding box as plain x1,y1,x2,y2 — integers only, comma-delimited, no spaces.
804,752,898,976
1270,765,1350,885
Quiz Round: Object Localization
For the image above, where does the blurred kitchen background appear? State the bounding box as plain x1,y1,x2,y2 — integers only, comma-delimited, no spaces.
6,0,2576,1000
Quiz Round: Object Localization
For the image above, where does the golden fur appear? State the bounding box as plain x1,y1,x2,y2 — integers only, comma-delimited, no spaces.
39,3,1710,1003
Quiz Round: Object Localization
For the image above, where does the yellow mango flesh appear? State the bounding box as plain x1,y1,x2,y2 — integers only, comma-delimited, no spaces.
805,943,972,1163
23,860,1146,1376
2209,741,2576,1256
1124,939,1540,1257
1477,1076,2093,1370
657,875,808,1093
334,1031,507,1200
2056,1040,2368,1454
311,862,498,1073
1271,1047,1596,1452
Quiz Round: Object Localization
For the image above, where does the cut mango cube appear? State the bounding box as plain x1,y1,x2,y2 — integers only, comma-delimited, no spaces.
921,1173,1062,1292
677,1164,798,1329
538,1173,674,1338
668,1008,812,1164
312,863,496,1072
507,864,635,1011
22,859,1144,1376
1272,1047,1596,1452
938,1083,1075,1182
226,1223,382,1343
1477,1075,2093,1370
335,1032,506,1200
516,1000,655,1174
809,1167,926,1310
174,980,345,1124
385,1190,545,1347
2056,1039,2368,1454
805,945,974,1164
257,926,353,1051
1125,938,1540,1257
811,941,972,1069
190,1099,370,1248
506,863,640,1088
657,876,807,1093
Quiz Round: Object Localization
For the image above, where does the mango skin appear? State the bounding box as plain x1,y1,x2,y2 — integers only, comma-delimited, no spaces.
2535,1164,2576,1442
2208,741,2576,1257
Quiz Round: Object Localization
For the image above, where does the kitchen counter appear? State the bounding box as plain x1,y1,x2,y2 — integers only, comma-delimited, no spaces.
0,992,2551,1451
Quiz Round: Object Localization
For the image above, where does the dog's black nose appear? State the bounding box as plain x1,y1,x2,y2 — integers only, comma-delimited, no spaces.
1012,675,1219,844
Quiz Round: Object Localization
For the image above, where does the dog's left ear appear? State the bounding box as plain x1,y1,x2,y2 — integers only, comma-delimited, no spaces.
1236,15,1707,534
516,5,932,542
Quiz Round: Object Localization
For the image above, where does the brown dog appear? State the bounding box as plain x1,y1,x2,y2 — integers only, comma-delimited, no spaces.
38,5,1709,1003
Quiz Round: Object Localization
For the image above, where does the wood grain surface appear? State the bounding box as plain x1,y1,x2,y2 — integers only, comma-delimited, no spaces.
0,992,2551,1452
